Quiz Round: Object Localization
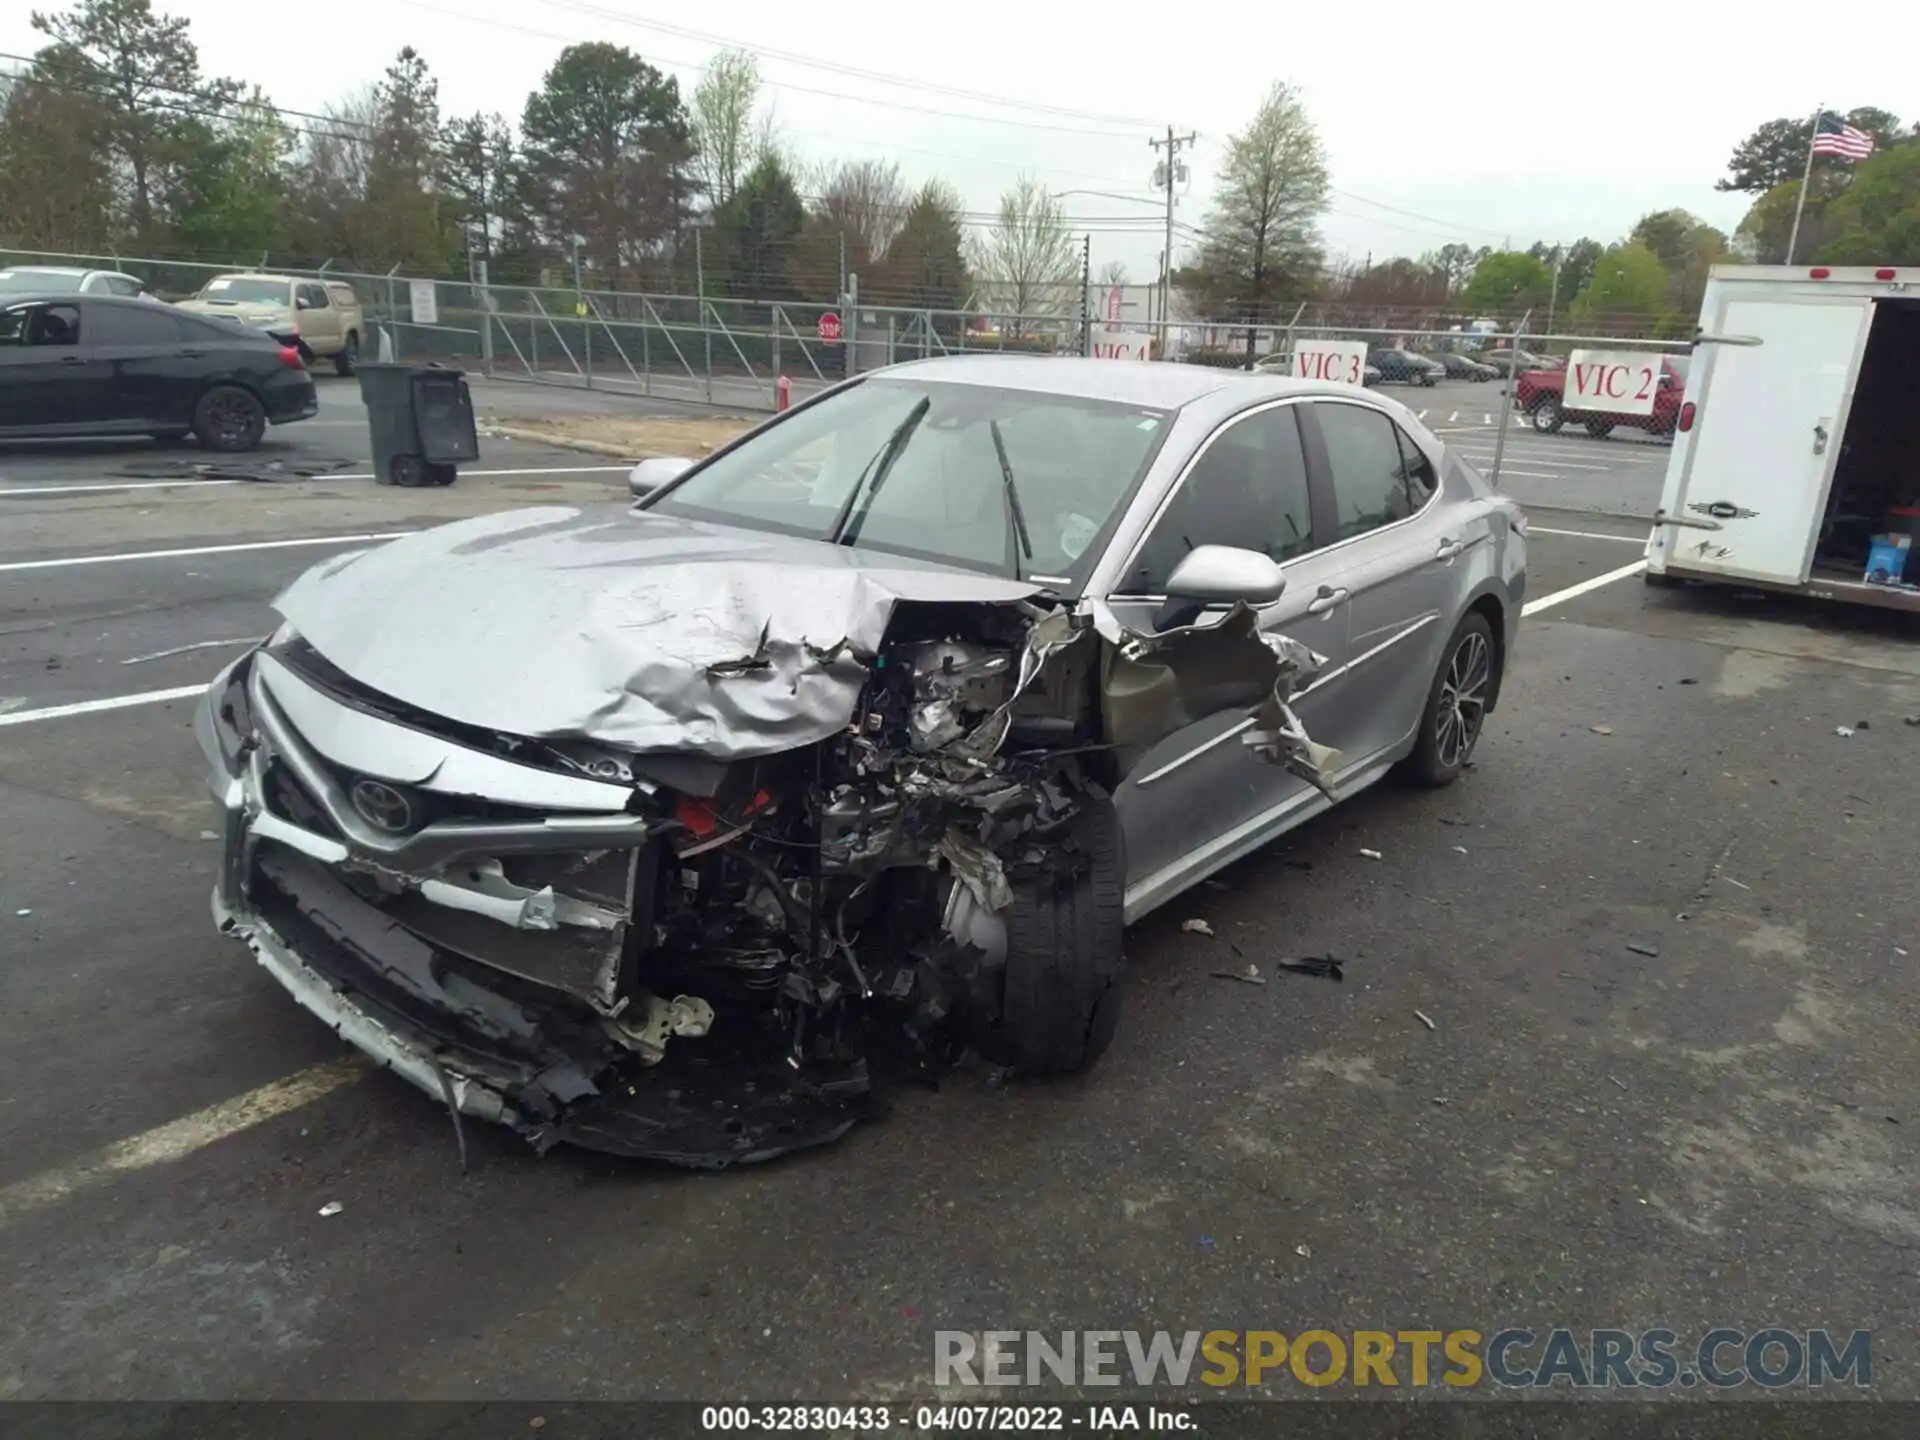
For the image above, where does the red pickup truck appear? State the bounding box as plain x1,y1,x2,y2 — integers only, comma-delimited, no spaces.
1515,355,1690,438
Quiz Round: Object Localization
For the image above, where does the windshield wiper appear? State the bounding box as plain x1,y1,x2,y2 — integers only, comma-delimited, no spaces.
987,419,1034,580
833,396,931,547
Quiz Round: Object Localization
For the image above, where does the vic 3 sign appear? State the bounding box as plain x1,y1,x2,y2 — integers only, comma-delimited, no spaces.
1293,339,1368,385
1565,350,1664,416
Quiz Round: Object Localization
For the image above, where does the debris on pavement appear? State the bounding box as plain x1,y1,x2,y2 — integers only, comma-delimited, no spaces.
1451,844,1469,854
1836,726,1855,738
115,456,357,483
1590,724,1614,736
1414,1009,1436,1031
1904,714,1920,727
1359,848,1383,861
1210,963,1266,985
1274,955,1345,982
1856,720,1871,731
1626,942,1661,958
14,908,30,917
1609,1075,1629,1091
317,1201,344,1217
1181,918,1216,937
1295,1244,1312,1258
1679,677,1698,685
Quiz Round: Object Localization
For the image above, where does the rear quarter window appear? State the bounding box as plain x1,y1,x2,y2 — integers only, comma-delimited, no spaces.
325,284,360,308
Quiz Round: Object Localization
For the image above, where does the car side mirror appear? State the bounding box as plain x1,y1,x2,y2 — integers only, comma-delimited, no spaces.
1155,545,1285,629
629,455,694,499
294,296,311,310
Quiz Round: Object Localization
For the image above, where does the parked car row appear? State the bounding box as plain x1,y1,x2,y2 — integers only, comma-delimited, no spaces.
0,268,369,452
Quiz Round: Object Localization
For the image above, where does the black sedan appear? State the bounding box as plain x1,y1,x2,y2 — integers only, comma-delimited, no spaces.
1419,350,1499,382
0,293,317,452
1369,347,1447,386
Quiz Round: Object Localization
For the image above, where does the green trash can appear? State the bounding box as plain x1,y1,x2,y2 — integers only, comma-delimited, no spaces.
357,362,480,487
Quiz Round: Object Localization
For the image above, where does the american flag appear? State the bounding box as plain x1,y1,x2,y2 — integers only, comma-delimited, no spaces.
1811,112,1875,160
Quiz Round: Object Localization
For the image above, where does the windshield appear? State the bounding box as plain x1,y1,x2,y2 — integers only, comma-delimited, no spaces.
0,269,81,294
646,378,1173,584
196,277,290,304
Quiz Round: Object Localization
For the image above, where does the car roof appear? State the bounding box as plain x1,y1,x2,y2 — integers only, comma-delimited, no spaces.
3,264,93,275
872,354,1384,409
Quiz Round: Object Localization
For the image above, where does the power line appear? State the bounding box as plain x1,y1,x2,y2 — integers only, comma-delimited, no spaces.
524,0,1161,131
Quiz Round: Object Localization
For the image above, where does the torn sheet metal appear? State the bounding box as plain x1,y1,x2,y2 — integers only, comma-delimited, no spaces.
272,507,1042,762
1091,600,1339,791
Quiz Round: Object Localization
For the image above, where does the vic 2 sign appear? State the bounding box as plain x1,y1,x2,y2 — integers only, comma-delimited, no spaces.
1566,349,1663,416
1294,339,1368,385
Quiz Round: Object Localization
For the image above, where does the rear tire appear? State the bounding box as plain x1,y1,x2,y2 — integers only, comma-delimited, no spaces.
334,332,358,377
1644,571,1683,589
1585,420,1613,439
387,455,427,487
1531,399,1564,433
977,796,1127,1077
1406,611,1498,787
192,386,266,453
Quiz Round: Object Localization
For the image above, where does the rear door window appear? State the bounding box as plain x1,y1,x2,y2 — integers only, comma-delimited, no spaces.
297,283,331,309
13,303,83,347
1315,401,1419,542
91,304,187,346
325,284,359,309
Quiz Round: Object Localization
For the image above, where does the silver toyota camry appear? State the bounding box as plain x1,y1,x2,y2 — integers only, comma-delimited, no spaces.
196,356,1527,1166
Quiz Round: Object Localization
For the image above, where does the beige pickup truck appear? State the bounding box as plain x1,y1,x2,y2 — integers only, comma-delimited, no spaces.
175,273,366,374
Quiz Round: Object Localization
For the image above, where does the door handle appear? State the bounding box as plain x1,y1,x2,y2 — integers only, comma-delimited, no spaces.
1435,536,1466,561
176,348,208,358
59,355,86,365
1306,585,1349,615
1812,423,1829,456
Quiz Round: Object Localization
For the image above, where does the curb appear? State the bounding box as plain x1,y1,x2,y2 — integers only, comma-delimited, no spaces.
481,424,637,461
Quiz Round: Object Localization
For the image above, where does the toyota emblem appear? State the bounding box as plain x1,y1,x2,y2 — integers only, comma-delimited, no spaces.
350,777,414,833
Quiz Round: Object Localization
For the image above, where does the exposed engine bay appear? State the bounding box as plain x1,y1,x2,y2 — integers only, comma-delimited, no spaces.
200,542,1334,1168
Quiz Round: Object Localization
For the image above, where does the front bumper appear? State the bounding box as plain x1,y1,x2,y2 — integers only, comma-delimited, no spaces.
196,648,870,1166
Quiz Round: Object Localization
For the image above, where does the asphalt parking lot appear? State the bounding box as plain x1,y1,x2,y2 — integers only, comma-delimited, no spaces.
3,369,1919,1406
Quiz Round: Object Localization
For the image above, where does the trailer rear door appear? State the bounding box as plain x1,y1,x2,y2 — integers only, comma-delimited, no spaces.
1665,295,1873,584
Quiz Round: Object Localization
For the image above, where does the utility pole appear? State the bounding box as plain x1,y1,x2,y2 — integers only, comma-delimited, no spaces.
1080,233,1092,356
1150,125,1196,357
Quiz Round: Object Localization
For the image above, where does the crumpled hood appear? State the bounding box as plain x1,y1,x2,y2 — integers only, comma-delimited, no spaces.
273,506,1042,760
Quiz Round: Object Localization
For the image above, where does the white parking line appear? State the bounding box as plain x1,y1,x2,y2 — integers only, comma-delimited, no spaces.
1455,453,1619,473
1447,411,1458,423
1521,558,1648,616
1529,526,1644,544
0,531,414,574
0,463,631,498
0,1057,367,1228
0,479,241,498
0,684,208,727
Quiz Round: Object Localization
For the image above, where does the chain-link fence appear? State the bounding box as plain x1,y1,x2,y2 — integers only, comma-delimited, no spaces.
2,244,1694,436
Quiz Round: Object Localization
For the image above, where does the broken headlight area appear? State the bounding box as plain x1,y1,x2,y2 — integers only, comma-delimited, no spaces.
204,594,1330,1168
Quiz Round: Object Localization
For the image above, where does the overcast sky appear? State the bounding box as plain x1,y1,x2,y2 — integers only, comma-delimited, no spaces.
7,0,1915,277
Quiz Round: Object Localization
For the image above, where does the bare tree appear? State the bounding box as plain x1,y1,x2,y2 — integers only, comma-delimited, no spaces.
1189,80,1329,350
1095,259,1129,287
691,47,766,208
807,157,908,262
972,174,1080,321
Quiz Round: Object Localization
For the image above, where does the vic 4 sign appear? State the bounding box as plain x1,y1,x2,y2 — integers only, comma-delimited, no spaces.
1294,339,1369,386
1565,350,1664,417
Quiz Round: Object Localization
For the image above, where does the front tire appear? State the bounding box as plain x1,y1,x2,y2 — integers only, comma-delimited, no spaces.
977,797,1127,1077
1531,398,1564,433
1406,612,1498,786
334,331,359,376
192,386,266,452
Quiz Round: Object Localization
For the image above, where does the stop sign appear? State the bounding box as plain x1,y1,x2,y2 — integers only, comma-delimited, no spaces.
817,312,842,343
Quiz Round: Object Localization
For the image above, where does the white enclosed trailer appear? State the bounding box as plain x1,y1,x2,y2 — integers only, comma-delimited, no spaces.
1645,264,1920,612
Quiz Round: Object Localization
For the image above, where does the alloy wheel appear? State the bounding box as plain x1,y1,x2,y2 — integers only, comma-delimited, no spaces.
1434,630,1491,770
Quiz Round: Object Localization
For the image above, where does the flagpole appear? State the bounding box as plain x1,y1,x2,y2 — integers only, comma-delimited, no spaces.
1784,103,1822,265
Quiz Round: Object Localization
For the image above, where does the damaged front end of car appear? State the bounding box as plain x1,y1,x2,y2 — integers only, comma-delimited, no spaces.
197,562,1334,1168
